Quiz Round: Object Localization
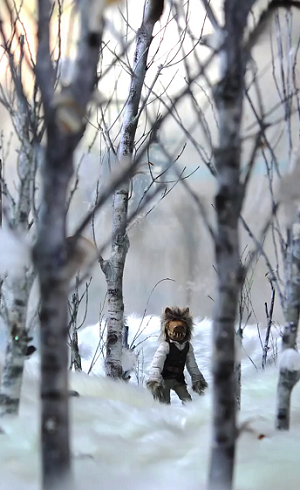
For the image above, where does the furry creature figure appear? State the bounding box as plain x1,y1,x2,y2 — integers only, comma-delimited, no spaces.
146,307,208,404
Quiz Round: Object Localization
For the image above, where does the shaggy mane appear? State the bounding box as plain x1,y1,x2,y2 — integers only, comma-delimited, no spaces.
159,306,194,342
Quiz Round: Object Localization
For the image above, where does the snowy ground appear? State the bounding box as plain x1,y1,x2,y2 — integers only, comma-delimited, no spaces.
1,316,300,490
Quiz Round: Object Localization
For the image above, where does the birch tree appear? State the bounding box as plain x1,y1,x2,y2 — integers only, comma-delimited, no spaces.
0,30,40,416
198,1,300,488
0,2,100,418
239,2,300,430
276,219,300,429
0,0,202,486
275,82,300,429
31,0,115,482
68,277,92,372
273,7,300,430
6,1,300,489
100,0,165,378
207,3,246,486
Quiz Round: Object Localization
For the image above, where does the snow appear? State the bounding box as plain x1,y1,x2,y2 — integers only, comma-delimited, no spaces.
1,316,300,489
279,348,300,372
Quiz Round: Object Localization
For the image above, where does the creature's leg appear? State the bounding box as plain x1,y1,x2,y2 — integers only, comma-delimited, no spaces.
173,383,192,404
161,379,172,404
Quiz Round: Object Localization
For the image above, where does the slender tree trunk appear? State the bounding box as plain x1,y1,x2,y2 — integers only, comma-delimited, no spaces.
33,0,104,482
276,223,300,430
262,281,275,369
70,328,82,372
208,2,248,489
0,143,36,416
235,327,243,411
0,30,37,414
277,367,300,430
34,148,73,490
0,277,31,415
69,283,83,372
104,0,164,377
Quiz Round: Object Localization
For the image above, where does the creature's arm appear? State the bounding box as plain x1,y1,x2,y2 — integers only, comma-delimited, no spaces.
146,341,169,402
186,343,208,395
147,341,169,383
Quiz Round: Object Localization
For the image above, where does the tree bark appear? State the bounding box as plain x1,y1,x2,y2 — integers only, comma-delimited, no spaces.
235,327,243,411
35,5,73,486
34,0,104,486
0,123,36,415
34,146,74,490
262,281,275,369
70,328,82,372
0,275,32,415
104,0,164,378
276,223,300,430
208,2,250,489
277,366,300,430
0,23,37,414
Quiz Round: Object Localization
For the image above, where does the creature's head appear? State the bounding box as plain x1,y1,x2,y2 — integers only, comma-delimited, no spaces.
160,306,193,343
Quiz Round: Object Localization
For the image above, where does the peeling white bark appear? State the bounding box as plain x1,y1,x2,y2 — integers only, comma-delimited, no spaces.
104,0,164,378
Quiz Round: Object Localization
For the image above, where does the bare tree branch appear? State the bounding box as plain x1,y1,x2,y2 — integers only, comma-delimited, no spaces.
36,0,55,117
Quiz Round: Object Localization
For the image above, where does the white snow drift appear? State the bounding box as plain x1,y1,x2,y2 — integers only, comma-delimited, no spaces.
0,316,300,490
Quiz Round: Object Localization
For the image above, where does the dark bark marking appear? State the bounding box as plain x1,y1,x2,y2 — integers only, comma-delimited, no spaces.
0,394,19,407
26,345,37,356
277,411,287,420
106,333,118,345
15,298,26,307
8,365,23,378
88,32,101,48
216,241,234,256
41,391,66,400
148,0,165,23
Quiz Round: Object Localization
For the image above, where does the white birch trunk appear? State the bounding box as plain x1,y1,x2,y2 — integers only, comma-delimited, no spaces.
104,0,164,377
0,119,36,416
33,142,74,489
0,275,32,415
34,0,104,486
208,2,250,488
276,223,300,430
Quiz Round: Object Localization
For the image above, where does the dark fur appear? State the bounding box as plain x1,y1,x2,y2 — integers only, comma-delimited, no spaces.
146,380,165,402
192,378,208,395
159,306,193,342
